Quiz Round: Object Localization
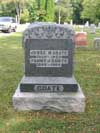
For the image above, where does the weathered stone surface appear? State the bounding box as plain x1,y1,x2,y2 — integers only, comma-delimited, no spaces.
13,84,85,112
23,22,74,43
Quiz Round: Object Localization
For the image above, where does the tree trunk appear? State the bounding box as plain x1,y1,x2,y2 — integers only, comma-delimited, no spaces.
14,2,21,24
58,8,61,24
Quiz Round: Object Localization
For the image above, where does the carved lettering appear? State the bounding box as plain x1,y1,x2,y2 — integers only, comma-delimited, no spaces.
30,50,68,67
34,85,64,92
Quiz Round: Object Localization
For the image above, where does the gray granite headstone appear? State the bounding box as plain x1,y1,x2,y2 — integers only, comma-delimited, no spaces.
19,23,78,92
13,23,86,112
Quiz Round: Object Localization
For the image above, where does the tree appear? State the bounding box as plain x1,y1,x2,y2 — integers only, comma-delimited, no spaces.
0,2,15,17
20,9,30,23
0,0,55,23
81,0,100,24
0,0,29,23
45,0,54,21
36,0,55,22
40,0,45,9
71,0,83,24
55,0,73,24
28,0,39,22
36,0,46,21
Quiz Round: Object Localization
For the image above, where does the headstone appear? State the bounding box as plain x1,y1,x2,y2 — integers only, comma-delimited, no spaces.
70,20,73,26
64,22,68,25
75,32,87,46
84,21,89,28
78,25,84,32
90,24,96,33
93,38,100,49
13,23,85,112
98,22,100,29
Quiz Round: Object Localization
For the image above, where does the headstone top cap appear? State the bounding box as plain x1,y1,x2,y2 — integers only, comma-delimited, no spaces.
23,22,75,43
26,22,73,30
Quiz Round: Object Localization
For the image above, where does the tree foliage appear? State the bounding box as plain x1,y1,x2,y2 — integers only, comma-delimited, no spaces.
71,0,83,24
0,0,100,24
0,0,29,23
20,9,30,23
0,2,15,17
36,0,54,22
55,0,73,23
81,0,100,24
46,0,54,21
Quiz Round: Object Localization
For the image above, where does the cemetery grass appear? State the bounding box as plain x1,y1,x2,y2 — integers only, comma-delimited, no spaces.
0,31,100,133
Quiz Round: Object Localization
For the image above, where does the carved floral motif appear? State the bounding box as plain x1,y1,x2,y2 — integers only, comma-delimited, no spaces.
23,23,75,45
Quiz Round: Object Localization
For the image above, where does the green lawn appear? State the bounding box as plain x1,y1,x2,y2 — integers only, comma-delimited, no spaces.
0,30,100,133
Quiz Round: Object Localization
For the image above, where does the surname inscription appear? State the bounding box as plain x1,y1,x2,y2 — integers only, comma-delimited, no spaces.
34,85,64,92
30,50,68,67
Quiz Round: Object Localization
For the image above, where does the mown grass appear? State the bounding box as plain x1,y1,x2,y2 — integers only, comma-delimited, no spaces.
0,29,100,133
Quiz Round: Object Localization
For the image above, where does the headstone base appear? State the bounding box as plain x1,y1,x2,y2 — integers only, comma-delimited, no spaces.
19,76,78,92
13,84,86,112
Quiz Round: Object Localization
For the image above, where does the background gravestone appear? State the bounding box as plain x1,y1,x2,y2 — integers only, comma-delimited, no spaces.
98,22,100,29
84,21,89,28
90,24,96,34
13,23,86,112
75,32,87,46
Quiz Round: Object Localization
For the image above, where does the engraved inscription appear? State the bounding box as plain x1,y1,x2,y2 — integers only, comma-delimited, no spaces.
34,85,64,92
29,50,69,67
